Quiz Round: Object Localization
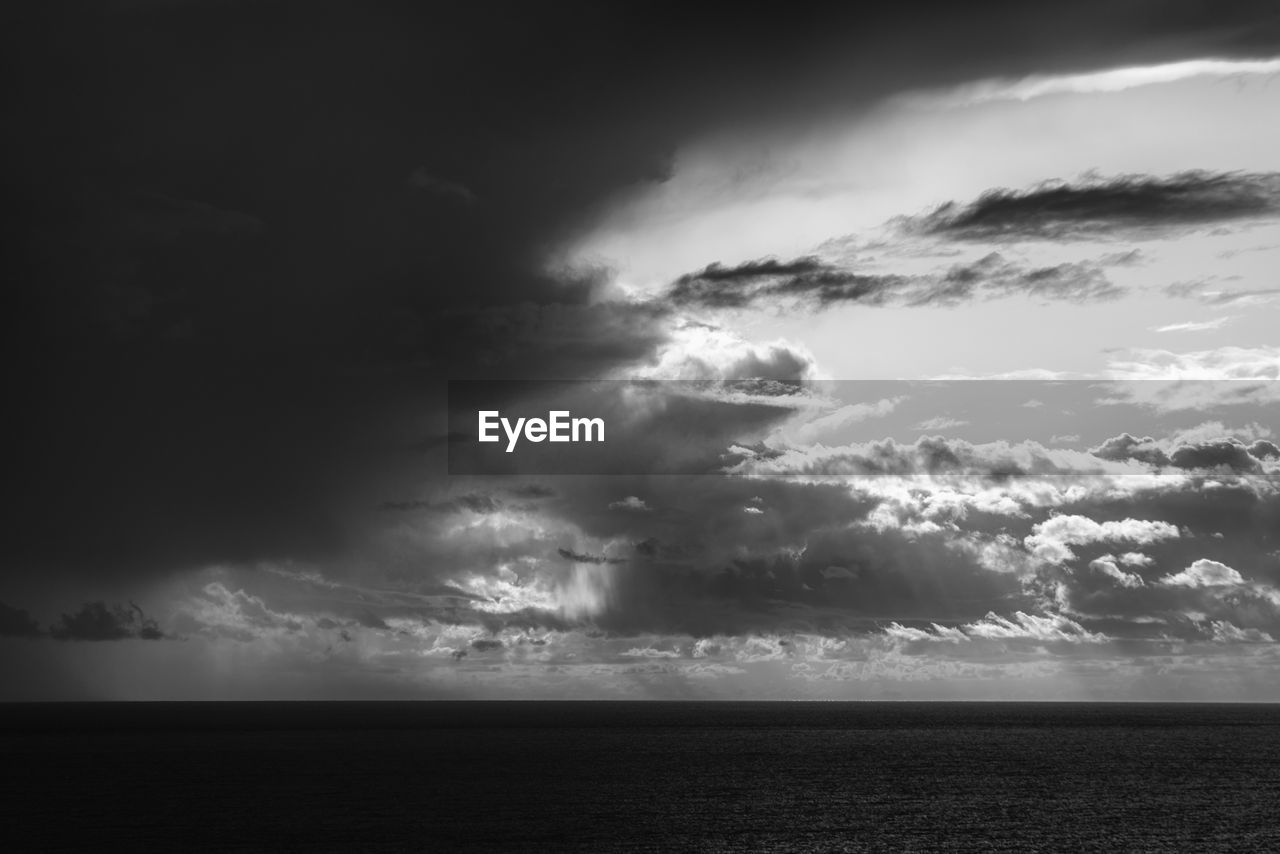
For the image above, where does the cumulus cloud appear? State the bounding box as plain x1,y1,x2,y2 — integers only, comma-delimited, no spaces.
1209,621,1274,644
632,322,817,383
1090,432,1280,474
1160,559,1245,588
1090,433,1172,467
1025,515,1180,564
1168,440,1268,473
1089,556,1145,588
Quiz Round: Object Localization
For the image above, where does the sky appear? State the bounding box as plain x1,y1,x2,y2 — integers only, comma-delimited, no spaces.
3,0,1280,700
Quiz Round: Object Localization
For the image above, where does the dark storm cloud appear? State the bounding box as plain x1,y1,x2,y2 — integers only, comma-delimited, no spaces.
49,602,165,641
0,602,42,638
379,493,503,514
907,171,1280,241
3,2,700,581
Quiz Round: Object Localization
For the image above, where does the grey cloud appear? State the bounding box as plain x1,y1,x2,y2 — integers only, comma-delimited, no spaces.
0,602,42,638
49,601,166,641
520,473,1033,636
1248,440,1280,460
1090,433,1171,467
908,171,1280,241
406,169,477,207
668,251,1120,311
558,548,627,565
1168,441,1266,473
1091,434,1279,473
509,484,557,499
355,611,390,630
671,257,902,309
730,435,1104,477
912,253,1122,304
1162,280,1280,305
379,493,503,514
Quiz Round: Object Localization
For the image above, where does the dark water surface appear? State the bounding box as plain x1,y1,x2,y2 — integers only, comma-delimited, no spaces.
3,702,1279,852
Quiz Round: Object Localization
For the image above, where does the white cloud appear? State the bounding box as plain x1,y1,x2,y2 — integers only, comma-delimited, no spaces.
629,323,817,382
1209,621,1274,644
771,396,904,446
1160,559,1245,588
620,646,682,659
1025,515,1180,564
1167,421,1273,445
919,58,1280,107
1105,345,1280,381
914,416,968,431
1089,556,1145,588
886,611,1108,644
456,563,614,621
1152,317,1231,333
608,496,650,512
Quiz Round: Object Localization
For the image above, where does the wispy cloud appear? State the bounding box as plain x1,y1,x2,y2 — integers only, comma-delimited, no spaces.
914,416,968,431
669,251,1122,311
905,171,1280,242
915,58,1280,107
1152,317,1232,333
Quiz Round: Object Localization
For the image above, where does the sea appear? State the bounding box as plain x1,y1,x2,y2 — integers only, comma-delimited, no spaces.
3,702,1279,852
